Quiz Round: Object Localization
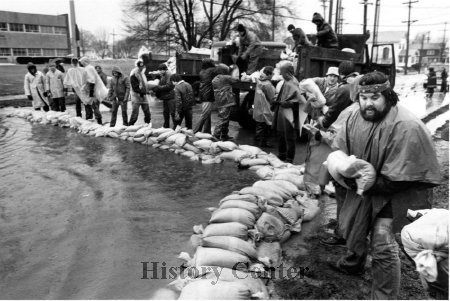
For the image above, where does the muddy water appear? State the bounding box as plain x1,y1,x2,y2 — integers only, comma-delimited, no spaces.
0,116,258,299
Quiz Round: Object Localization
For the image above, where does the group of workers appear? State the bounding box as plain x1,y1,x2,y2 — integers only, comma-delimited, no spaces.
22,14,447,299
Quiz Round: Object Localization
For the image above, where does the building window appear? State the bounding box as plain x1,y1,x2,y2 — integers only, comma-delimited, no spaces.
9,23,24,32
56,49,68,56
12,48,27,56
399,56,403,63
25,24,39,33
41,26,53,33
0,48,10,56
0,23,7,31
426,50,435,55
28,48,42,56
54,26,67,35
43,48,55,56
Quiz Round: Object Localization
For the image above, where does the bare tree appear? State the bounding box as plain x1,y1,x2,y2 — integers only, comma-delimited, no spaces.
122,0,294,52
79,28,96,56
116,36,141,58
94,28,111,59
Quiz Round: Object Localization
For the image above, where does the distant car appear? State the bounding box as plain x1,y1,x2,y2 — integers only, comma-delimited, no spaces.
396,66,404,73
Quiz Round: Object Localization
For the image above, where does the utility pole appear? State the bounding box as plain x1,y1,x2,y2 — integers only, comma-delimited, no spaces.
69,0,79,57
335,0,340,33
402,0,418,75
272,0,276,41
338,6,344,34
418,33,425,73
320,0,328,18
110,29,118,59
372,0,380,44
360,0,372,35
328,0,333,24
440,22,447,63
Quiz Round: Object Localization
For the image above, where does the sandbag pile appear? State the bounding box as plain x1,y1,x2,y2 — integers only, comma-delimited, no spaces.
5,108,322,300
166,178,320,299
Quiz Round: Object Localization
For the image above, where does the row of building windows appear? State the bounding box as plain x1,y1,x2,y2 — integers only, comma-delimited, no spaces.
0,47,68,56
0,22,67,34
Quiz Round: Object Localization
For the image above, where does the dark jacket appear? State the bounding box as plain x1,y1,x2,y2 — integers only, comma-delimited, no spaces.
427,71,437,88
56,64,65,73
153,71,175,101
130,68,148,104
199,67,216,102
312,13,338,49
321,82,352,129
292,27,312,51
174,81,195,114
108,66,130,102
238,31,262,60
441,69,448,82
98,71,108,86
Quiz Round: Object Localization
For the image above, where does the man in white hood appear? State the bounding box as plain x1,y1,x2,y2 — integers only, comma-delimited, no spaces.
79,57,103,124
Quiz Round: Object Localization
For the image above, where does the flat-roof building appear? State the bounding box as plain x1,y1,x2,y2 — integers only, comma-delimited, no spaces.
0,10,70,63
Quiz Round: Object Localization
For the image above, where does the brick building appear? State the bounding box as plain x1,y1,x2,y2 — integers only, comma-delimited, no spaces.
0,10,70,63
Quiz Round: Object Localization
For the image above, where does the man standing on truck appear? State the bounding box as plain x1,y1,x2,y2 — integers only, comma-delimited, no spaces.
236,24,263,74
287,24,312,53
312,13,339,49
152,64,176,128
328,71,441,299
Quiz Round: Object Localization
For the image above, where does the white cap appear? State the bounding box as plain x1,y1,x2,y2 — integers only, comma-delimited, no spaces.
326,66,339,76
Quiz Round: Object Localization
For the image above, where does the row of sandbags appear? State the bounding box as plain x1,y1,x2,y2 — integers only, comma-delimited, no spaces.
157,180,321,299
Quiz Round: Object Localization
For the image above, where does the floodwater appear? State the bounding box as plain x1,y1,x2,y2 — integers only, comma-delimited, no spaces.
0,115,259,299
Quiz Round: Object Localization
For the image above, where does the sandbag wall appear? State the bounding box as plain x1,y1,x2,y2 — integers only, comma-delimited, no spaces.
5,108,322,300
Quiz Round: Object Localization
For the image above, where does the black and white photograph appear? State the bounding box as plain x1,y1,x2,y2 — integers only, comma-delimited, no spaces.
0,0,448,299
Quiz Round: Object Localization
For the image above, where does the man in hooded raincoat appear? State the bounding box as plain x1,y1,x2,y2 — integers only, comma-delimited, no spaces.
108,66,130,127
129,59,151,125
271,61,306,163
24,62,50,111
329,71,442,299
64,58,89,118
253,66,276,147
79,57,104,124
236,24,263,74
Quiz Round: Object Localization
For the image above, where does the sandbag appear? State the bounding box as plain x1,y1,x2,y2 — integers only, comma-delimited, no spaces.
157,130,176,142
196,222,249,239
160,145,170,150
181,246,251,270
134,136,146,143
239,186,284,207
151,127,173,136
327,150,376,195
254,180,299,198
220,199,263,218
238,145,263,156
256,166,274,180
255,212,291,242
239,158,268,168
125,124,144,132
219,194,259,205
210,208,256,228
266,153,288,168
293,195,320,221
273,174,305,190
216,141,238,151
195,132,214,140
183,143,202,154
178,279,254,300
219,149,251,162
193,139,213,151
181,150,196,158
299,78,326,109
256,241,282,267
174,135,187,147
165,133,185,144
249,165,268,171
174,149,185,155
273,167,302,176
201,157,223,164
201,236,257,258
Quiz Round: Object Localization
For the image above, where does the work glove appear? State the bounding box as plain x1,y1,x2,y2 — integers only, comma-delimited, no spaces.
27,95,33,101
343,177,358,191
43,91,48,97
89,83,95,97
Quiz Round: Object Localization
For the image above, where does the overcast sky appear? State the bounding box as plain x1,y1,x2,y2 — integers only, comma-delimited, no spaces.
0,0,448,43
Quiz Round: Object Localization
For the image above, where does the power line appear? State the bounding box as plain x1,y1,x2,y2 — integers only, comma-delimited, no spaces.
402,0,418,75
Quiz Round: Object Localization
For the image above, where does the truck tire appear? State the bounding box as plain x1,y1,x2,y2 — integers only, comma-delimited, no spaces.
237,91,255,130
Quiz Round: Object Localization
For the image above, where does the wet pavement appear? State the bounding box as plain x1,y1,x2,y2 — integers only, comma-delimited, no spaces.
0,101,307,299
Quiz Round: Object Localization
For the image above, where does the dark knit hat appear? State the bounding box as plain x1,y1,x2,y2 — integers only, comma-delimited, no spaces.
312,12,324,23
338,61,356,76
27,62,36,71
287,24,295,31
157,63,168,71
236,24,246,33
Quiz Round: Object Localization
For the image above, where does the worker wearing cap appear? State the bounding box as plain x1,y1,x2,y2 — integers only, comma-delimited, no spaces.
152,63,175,128
24,62,50,111
312,12,338,49
287,24,312,53
235,24,263,74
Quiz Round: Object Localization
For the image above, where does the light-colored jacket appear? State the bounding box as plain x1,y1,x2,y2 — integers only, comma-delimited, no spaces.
46,69,65,98
24,71,48,108
63,66,92,105
79,57,108,102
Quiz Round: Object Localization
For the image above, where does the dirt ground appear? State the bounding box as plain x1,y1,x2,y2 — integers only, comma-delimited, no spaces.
274,129,449,300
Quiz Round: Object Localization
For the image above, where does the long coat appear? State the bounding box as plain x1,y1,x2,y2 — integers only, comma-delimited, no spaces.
46,69,65,98
24,71,49,108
